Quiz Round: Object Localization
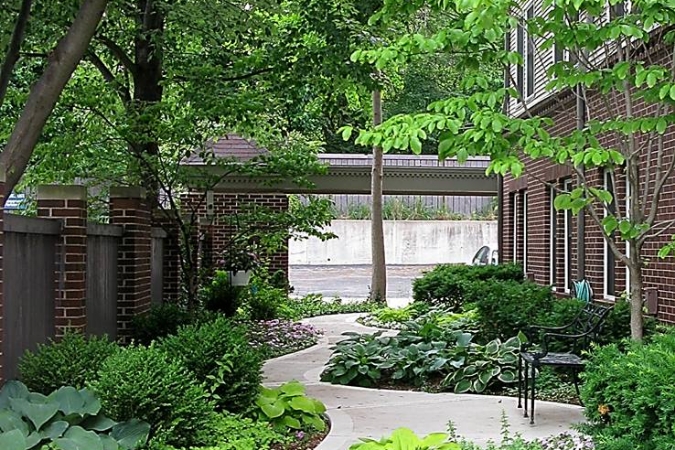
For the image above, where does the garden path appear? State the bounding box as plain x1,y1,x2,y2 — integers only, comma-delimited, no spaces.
262,313,585,450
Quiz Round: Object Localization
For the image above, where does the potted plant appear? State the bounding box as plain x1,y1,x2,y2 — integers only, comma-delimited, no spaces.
219,237,261,286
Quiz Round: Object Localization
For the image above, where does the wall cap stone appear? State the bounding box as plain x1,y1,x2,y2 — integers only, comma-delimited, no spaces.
37,185,86,200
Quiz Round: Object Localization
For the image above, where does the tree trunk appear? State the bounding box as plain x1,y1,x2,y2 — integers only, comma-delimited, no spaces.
371,89,386,303
0,0,109,198
0,0,32,109
628,250,643,341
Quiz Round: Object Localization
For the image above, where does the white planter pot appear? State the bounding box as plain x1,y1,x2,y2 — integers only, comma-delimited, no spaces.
229,270,252,286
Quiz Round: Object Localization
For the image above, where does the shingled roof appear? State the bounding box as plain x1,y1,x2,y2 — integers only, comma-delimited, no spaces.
182,133,268,165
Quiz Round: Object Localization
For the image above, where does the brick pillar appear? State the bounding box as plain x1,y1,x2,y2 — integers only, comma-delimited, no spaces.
110,187,151,342
37,185,87,336
152,209,181,303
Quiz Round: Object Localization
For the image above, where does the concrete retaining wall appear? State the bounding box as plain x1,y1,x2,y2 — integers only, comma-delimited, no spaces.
289,220,498,265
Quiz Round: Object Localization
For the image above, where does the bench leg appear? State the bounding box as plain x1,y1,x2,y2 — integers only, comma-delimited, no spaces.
530,365,536,425
573,369,584,407
523,360,529,418
517,354,522,408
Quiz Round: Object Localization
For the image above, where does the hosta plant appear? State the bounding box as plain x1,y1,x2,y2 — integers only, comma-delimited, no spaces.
349,427,460,450
0,381,149,450
255,381,326,431
443,335,523,394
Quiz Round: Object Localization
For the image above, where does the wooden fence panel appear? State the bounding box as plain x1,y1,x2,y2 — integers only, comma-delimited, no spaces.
86,224,122,339
3,214,61,380
151,228,167,305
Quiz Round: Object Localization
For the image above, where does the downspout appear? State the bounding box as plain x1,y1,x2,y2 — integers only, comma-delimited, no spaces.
576,84,586,280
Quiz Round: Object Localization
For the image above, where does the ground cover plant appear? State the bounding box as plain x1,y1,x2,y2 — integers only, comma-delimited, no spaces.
321,312,523,393
0,381,149,450
248,320,323,358
279,293,379,320
255,381,327,432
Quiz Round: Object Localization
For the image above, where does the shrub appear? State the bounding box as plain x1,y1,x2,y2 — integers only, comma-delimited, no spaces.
18,330,119,394
279,293,379,320
0,381,149,450
157,317,263,413
92,345,216,448
246,285,287,321
202,270,244,317
470,280,556,341
594,298,656,346
412,263,523,311
580,332,675,450
255,381,327,431
131,303,193,345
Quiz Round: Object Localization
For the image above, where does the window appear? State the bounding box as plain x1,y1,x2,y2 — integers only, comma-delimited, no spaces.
609,1,627,19
563,179,573,293
604,170,616,298
526,5,535,97
516,22,524,96
523,191,528,272
549,186,557,287
512,193,518,262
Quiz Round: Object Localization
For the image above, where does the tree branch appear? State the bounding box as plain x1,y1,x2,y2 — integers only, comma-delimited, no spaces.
171,67,274,83
0,0,32,109
98,36,138,77
87,52,131,105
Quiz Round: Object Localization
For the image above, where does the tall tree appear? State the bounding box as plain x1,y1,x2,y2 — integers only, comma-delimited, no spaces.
0,0,108,194
371,88,386,302
349,0,675,340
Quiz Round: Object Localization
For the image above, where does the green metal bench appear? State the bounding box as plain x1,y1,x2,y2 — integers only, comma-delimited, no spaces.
518,301,613,424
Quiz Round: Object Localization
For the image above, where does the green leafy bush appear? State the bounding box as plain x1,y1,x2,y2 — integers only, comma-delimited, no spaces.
412,264,523,311
255,381,327,431
279,293,379,320
470,280,556,341
157,317,263,413
130,303,193,345
0,381,149,450
349,427,459,450
202,271,244,317
321,314,522,393
18,330,119,394
245,285,287,321
580,332,675,450
91,345,216,448
358,302,431,328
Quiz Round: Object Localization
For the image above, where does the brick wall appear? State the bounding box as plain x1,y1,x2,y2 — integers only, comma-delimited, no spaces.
181,192,290,277
152,210,181,303
110,187,152,341
502,44,675,323
37,186,87,336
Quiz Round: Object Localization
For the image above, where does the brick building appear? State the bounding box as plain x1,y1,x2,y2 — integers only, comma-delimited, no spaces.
499,6,675,323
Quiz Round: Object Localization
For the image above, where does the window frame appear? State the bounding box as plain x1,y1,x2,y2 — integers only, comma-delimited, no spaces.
604,170,617,300
563,179,573,293
549,185,557,287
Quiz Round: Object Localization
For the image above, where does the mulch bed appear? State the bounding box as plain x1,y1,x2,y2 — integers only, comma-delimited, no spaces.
272,418,330,450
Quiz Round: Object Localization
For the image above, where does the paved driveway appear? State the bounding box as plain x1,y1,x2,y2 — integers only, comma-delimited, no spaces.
289,265,435,301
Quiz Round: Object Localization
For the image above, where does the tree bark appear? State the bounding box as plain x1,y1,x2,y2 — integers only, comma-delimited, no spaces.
0,0,108,198
371,89,386,303
0,0,32,109
628,242,643,341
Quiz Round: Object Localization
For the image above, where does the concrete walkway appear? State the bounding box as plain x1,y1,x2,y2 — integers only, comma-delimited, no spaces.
263,314,585,449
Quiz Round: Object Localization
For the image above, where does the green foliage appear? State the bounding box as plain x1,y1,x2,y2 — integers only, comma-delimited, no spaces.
91,345,215,448
255,381,327,432
364,302,431,327
470,280,557,342
202,271,244,317
130,303,193,345
321,314,522,393
279,294,379,320
594,297,656,346
412,264,523,311
157,317,263,414
349,427,460,450
580,332,675,450
18,331,119,394
0,381,149,450
244,277,289,321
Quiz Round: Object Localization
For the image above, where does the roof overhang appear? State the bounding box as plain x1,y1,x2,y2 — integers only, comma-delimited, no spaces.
186,164,497,196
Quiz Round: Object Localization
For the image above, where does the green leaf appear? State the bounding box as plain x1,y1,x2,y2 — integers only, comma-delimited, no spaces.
41,420,69,440
110,419,150,450
657,117,667,134
302,413,326,431
0,429,27,450
485,340,499,355
0,410,28,435
50,387,85,416
289,396,318,414
454,379,472,394
411,136,422,154
10,398,58,431
280,381,305,397
421,432,450,447
81,414,117,432
498,370,517,383
258,399,285,419
0,382,29,409
54,426,103,450
281,415,302,429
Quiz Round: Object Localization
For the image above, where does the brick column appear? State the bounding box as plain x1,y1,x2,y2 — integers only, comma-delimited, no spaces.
110,187,151,341
152,209,181,303
37,185,87,336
